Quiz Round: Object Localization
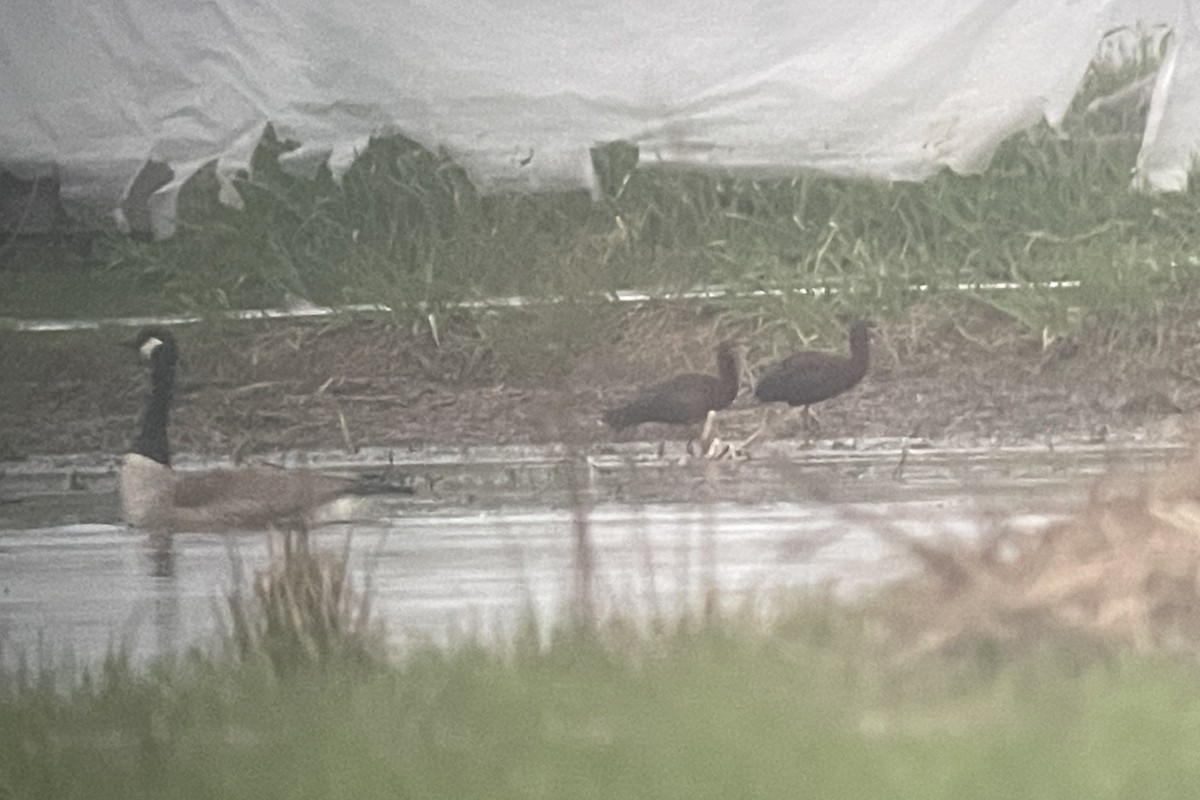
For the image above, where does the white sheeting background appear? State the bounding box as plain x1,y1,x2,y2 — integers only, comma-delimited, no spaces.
0,0,1187,238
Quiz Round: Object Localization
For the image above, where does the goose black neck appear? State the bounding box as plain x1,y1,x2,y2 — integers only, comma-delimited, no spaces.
132,348,175,466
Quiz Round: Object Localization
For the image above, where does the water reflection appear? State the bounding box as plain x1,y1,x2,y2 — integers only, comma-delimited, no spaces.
145,531,174,578
0,444,1175,667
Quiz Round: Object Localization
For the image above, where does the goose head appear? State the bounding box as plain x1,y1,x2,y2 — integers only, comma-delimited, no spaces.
123,326,178,367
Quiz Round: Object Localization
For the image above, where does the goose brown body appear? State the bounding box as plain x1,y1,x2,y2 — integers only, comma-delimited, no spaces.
120,453,374,531
603,341,740,430
119,326,410,532
754,321,870,409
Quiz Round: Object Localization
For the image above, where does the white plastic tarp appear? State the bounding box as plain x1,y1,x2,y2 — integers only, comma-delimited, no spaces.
0,0,1188,238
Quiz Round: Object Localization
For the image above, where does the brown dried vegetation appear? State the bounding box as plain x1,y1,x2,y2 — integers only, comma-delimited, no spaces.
3,297,1200,461
887,440,1200,655
223,528,385,675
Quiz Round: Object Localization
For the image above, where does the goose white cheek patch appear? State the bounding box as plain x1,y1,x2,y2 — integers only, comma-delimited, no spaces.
139,337,164,360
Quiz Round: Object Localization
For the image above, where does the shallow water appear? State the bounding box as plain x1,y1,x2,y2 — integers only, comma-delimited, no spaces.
0,441,1180,667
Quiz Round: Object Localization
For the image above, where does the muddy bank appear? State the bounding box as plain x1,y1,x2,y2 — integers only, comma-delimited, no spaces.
1,299,1197,463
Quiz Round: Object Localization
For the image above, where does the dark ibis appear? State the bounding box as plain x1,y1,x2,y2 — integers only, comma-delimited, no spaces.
603,340,740,432
754,321,870,430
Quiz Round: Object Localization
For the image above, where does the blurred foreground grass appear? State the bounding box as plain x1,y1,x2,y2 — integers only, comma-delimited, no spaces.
3,589,1199,799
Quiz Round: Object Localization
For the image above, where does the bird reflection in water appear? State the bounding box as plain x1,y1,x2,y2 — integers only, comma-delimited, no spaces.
145,531,175,578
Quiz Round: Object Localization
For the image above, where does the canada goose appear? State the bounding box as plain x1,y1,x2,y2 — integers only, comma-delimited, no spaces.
119,326,412,532
754,321,870,430
602,340,740,432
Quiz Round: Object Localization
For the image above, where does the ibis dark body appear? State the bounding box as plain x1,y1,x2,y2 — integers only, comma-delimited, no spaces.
754,321,870,409
603,341,739,430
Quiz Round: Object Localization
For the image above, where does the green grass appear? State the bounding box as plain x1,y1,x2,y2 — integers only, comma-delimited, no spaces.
5,597,1200,799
